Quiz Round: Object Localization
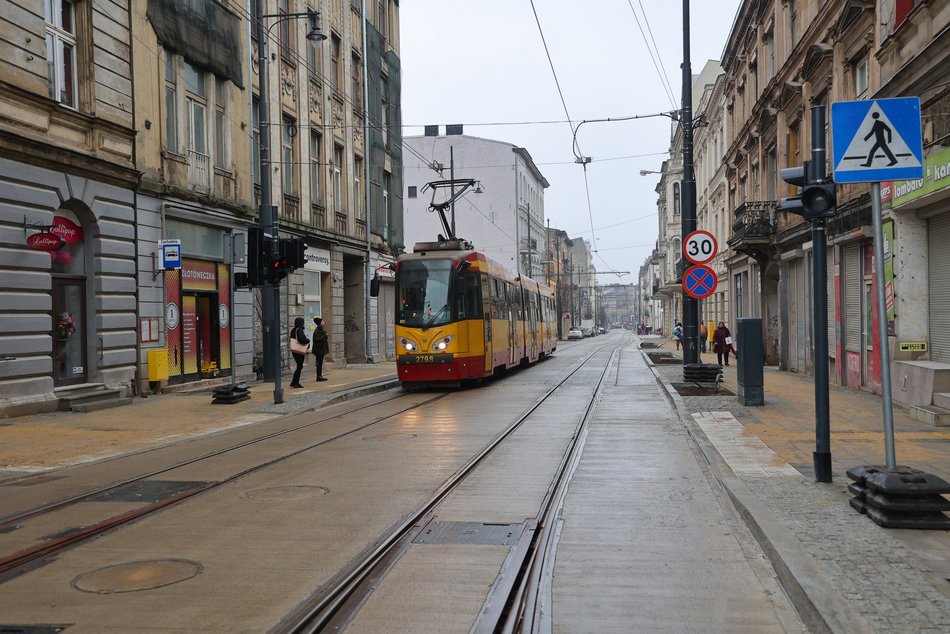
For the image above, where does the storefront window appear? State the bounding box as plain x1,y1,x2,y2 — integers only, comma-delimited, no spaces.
166,218,225,259
49,210,85,275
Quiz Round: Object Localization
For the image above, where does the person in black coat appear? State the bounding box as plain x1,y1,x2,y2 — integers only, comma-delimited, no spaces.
289,317,310,388
312,316,329,381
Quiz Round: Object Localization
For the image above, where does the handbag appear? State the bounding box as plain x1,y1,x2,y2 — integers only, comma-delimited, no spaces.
725,336,733,346
290,329,309,354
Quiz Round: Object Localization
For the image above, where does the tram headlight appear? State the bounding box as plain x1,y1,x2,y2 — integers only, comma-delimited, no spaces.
432,335,455,351
400,337,419,352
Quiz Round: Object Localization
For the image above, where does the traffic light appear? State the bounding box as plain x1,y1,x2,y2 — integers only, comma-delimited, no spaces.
266,238,306,284
237,227,265,288
268,248,290,283
780,160,837,220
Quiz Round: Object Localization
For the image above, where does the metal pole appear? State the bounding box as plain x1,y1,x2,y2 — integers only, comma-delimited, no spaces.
556,230,562,340
229,234,237,389
527,205,532,279
871,182,897,468
810,105,831,482
255,2,283,404
362,0,372,363
680,0,699,365
450,146,456,238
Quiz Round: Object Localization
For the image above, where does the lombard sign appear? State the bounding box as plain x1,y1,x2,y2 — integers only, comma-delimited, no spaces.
892,145,950,209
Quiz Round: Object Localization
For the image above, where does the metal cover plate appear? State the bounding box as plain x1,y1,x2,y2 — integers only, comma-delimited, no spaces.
412,521,522,546
0,626,70,633
89,481,211,503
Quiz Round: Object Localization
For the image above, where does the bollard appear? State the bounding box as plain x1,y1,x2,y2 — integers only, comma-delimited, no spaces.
736,318,764,406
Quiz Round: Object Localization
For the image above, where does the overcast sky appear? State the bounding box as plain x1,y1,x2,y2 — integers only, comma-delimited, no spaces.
399,0,741,283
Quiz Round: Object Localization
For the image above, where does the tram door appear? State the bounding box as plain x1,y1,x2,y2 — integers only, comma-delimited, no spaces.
507,282,517,366
528,287,538,360
481,274,492,374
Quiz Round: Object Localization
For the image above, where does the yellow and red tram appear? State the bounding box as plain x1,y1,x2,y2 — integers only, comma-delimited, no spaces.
394,239,557,387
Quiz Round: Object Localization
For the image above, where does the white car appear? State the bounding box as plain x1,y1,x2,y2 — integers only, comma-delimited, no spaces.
567,327,584,340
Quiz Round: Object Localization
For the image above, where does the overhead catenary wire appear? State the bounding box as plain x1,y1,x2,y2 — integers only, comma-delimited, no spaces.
627,0,678,109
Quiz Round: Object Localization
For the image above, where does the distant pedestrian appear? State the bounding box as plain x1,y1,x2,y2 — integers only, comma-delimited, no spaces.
699,321,708,353
289,317,309,388
673,322,683,350
312,316,329,381
713,321,733,366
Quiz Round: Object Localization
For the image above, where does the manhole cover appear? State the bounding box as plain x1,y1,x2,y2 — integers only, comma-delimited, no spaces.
672,383,734,396
413,521,522,546
72,559,202,594
361,432,418,441
243,486,329,501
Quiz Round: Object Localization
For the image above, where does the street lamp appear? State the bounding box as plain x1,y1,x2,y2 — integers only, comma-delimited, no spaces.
255,6,327,404
639,169,663,176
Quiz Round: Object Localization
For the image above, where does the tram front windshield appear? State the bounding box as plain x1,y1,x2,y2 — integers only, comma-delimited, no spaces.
397,259,454,328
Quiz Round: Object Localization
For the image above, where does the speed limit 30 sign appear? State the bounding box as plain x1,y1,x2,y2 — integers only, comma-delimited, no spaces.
683,230,718,265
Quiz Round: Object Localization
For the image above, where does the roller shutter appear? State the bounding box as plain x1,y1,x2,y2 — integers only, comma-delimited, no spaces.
843,243,862,353
827,245,836,358
928,214,950,362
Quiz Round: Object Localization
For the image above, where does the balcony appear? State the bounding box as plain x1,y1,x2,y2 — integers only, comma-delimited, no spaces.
355,218,366,240
727,201,777,261
334,212,348,235
188,150,211,193
282,195,301,224
311,204,326,230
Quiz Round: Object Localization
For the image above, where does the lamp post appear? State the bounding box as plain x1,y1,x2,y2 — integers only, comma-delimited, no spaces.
255,5,326,404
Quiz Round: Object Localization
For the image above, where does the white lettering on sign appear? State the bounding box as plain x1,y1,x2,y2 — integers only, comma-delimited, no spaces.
895,179,925,198
182,270,214,280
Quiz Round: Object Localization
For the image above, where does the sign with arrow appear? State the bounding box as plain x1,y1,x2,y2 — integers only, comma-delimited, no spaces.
831,97,924,184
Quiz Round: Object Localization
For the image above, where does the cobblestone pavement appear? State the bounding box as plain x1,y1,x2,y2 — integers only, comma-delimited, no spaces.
645,337,950,634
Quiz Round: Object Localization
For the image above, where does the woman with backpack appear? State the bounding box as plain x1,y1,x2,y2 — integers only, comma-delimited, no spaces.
672,322,683,351
289,317,310,388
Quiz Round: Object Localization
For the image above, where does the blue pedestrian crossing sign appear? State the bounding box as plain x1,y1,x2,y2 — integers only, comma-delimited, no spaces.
831,97,923,184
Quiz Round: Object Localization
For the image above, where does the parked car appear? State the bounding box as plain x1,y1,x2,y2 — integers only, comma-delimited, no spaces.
567,327,584,340
580,327,593,337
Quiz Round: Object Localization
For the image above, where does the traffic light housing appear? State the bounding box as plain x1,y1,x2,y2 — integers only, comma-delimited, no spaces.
266,238,306,284
780,160,837,220
237,227,265,288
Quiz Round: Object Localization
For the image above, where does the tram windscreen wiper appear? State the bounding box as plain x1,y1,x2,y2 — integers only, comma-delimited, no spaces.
422,304,449,330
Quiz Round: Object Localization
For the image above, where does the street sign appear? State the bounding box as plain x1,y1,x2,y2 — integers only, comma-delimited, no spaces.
831,97,924,184
159,239,182,270
682,264,717,300
683,230,718,265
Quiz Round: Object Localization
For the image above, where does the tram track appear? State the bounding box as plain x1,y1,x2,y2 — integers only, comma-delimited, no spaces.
0,388,450,580
278,337,625,633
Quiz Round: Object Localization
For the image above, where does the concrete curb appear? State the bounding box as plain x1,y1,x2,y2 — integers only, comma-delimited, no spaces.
316,378,403,409
640,344,869,634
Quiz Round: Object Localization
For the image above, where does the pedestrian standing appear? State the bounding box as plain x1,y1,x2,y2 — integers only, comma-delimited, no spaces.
699,321,708,354
713,321,733,367
289,317,309,388
312,316,329,381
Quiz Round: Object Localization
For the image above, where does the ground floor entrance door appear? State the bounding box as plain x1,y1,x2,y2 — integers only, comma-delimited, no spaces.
52,277,87,386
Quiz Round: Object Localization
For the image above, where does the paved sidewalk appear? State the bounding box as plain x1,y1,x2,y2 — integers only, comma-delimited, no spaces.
0,362,398,479
644,335,950,633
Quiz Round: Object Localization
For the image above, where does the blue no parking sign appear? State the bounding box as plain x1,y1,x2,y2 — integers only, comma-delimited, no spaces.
683,265,717,300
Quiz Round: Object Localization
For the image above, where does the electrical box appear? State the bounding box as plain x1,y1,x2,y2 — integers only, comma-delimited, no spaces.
148,349,169,382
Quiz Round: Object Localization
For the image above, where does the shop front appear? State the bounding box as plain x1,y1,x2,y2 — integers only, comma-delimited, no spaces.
163,258,232,384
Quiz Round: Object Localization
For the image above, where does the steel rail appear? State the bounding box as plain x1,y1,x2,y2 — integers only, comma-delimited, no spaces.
278,339,622,633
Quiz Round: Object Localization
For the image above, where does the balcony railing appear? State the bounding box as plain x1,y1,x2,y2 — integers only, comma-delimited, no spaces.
311,204,326,230
355,218,366,240
728,200,777,260
282,195,301,223
334,212,348,235
188,150,211,193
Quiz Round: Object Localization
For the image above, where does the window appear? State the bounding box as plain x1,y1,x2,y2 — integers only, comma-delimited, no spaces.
765,147,777,200
282,115,297,194
332,144,343,212
377,0,387,42
381,75,389,147
310,131,322,204
165,51,178,152
185,62,207,155
673,182,681,215
854,56,869,97
278,0,292,60
408,185,417,199
383,171,391,240
45,0,78,107
763,30,775,81
251,95,261,187
354,156,363,218
214,78,228,169
330,34,341,91
351,52,362,108
786,120,800,183
789,0,798,47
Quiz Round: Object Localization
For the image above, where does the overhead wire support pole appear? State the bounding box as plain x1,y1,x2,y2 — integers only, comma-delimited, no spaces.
680,0,699,366
362,0,372,364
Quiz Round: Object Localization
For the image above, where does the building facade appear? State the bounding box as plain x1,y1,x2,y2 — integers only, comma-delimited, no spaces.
1,0,139,415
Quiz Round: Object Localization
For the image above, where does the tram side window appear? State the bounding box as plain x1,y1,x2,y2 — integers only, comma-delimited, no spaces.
455,270,482,320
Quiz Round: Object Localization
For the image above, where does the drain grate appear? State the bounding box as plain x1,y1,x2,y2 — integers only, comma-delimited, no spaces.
412,521,522,546
0,626,70,633
4,475,67,487
89,481,211,504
